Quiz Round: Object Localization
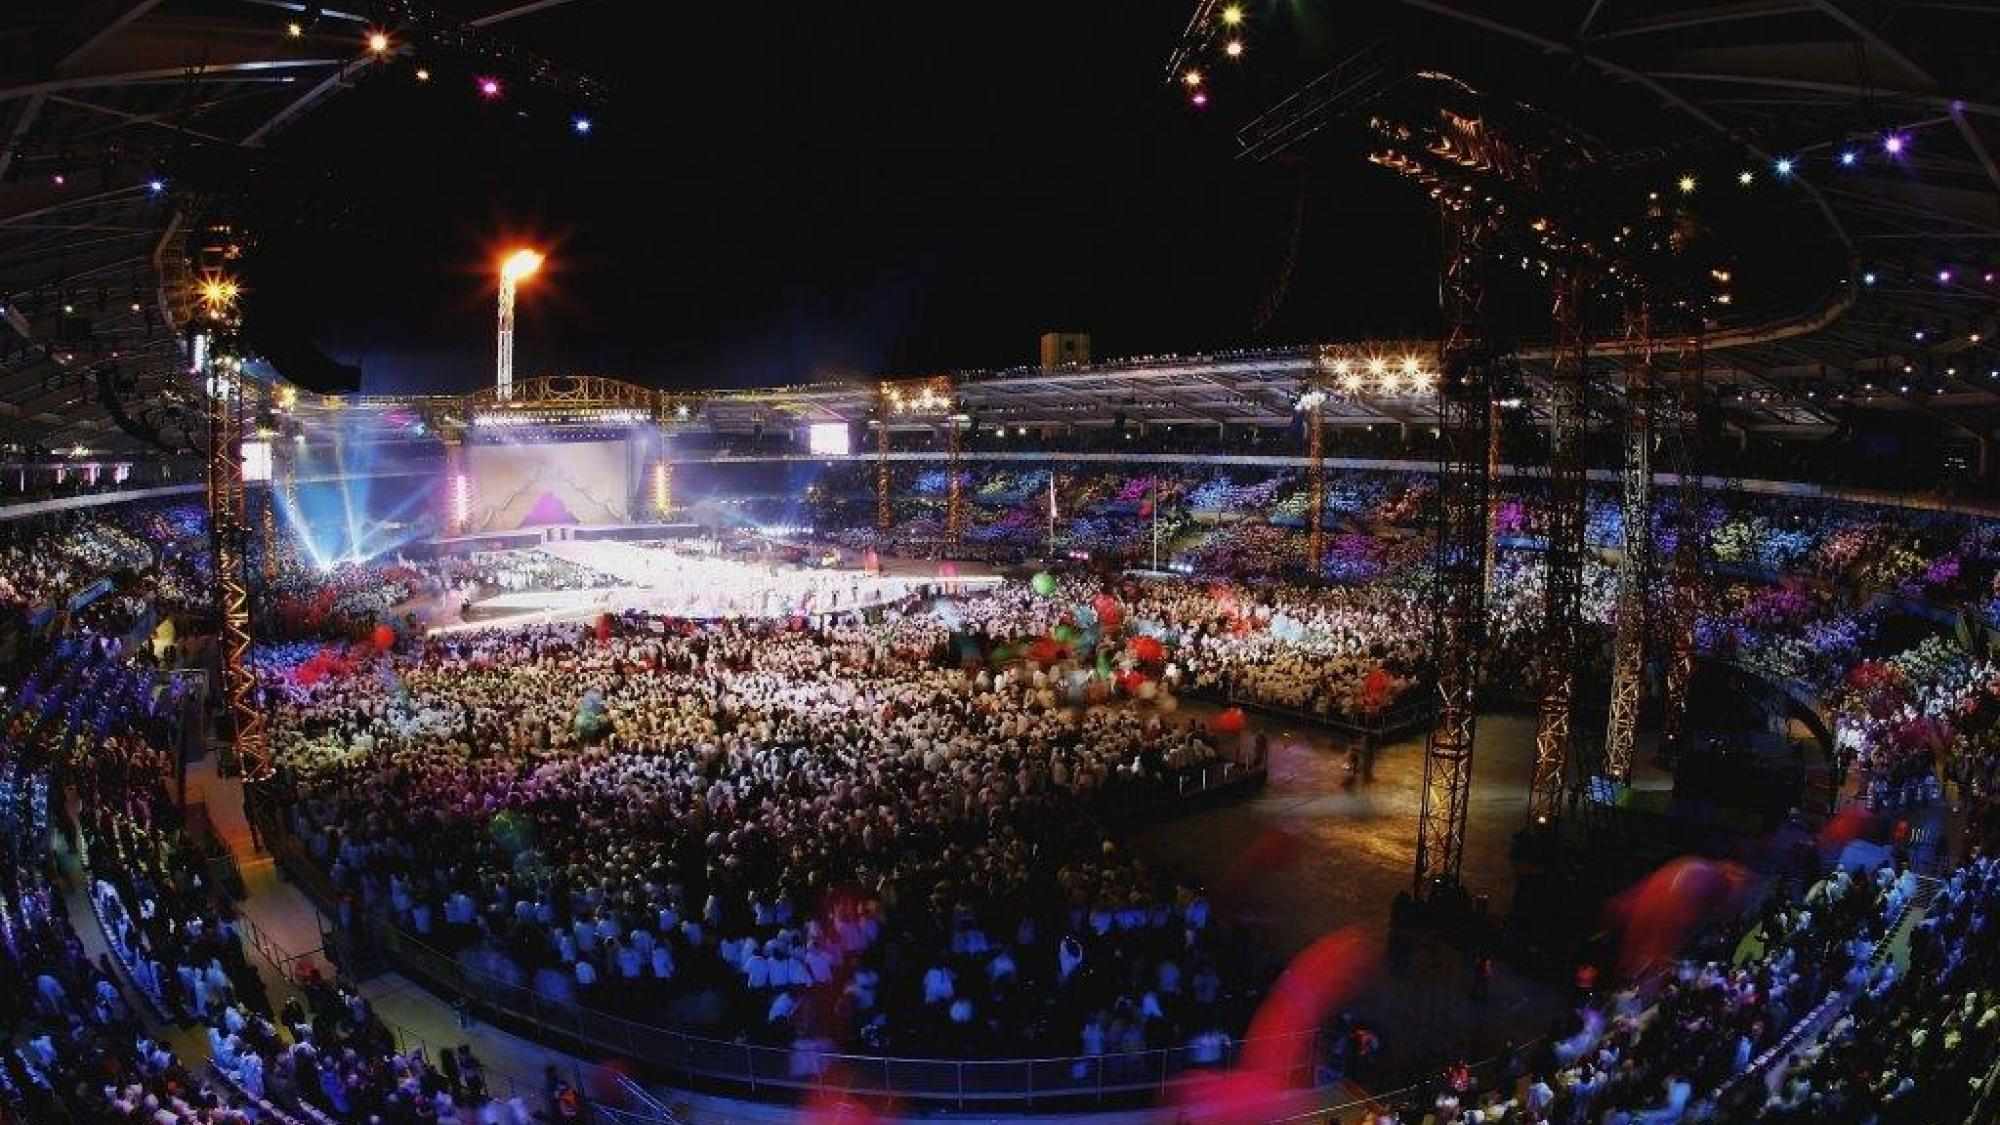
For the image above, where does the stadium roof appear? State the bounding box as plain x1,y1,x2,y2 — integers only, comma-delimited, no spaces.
4,2,1999,457
0,0,594,460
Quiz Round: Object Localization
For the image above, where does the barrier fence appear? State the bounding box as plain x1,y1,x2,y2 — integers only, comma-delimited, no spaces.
374,919,1325,1107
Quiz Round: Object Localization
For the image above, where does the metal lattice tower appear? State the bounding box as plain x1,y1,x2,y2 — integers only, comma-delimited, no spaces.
876,392,893,534
204,344,269,785
1660,330,1706,762
1603,307,1655,783
1307,400,1326,575
1415,208,1497,898
1527,272,1591,826
946,416,965,548
1484,399,1502,597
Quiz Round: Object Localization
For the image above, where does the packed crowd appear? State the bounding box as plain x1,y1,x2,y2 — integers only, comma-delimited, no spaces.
1752,853,2000,1123
264,609,1271,1063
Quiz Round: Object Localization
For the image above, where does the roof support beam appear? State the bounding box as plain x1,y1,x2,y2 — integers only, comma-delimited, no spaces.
0,59,345,106
243,55,378,146
59,1,168,70
0,95,47,185
469,0,590,28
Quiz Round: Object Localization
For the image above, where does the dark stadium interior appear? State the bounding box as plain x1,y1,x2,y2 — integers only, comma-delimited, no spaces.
3,3,2000,1124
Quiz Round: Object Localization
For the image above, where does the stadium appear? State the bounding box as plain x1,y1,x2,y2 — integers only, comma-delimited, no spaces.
2,2,1999,1123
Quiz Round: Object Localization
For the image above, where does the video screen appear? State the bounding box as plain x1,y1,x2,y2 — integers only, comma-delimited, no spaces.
809,422,851,456
242,440,272,482
464,440,630,531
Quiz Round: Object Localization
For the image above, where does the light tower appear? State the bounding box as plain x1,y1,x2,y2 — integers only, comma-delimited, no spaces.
497,248,543,401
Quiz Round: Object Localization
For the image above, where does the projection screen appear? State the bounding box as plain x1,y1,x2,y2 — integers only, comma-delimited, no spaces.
464,440,630,532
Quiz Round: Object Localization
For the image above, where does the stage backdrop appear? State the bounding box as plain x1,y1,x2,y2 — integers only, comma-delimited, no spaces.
465,440,630,531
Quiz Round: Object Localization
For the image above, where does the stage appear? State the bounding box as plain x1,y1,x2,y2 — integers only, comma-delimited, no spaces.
433,536,1001,630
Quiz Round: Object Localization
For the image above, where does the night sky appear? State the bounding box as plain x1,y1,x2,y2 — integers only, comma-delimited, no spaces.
244,4,1439,396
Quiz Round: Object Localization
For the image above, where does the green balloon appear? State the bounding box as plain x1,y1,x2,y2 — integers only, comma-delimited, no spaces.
1031,571,1057,597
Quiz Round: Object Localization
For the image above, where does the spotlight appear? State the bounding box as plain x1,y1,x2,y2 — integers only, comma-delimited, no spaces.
478,77,501,98
1862,271,1876,285
1774,157,1793,176
147,179,164,193
572,115,592,134
1220,5,1244,26
1940,269,1954,283
367,31,390,53
415,67,431,82
1182,69,1203,88
1883,133,1905,155
1737,169,1754,186
1839,150,1858,166
1224,40,1244,58
1677,174,1696,194
1191,91,1208,108
287,21,303,38
51,173,65,187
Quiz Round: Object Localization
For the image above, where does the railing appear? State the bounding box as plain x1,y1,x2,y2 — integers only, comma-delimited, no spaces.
361,920,1325,1108
1191,686,1437,743
1174,759,1266,800
237,903,336,987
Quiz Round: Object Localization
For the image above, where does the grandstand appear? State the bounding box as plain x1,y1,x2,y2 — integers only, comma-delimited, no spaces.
4,3,2000,1125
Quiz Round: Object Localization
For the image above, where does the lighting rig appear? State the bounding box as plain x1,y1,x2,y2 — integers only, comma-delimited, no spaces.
877,376,964,547
1302,344,1438,571
1352,72,1729,896
192,263,271,789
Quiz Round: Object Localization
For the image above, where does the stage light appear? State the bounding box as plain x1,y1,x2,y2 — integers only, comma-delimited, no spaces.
415,67,431,82
148,179,165,193
1224,40,1243,58
1399,355,1420,375
572,115,591,134
1221,5,1244,26
500,248,544,283
287,21,303,37
1839,149,1857,166
368,31,390,53
51,173,64,186
129,302,141,313
1737,170,1753,186
1190,91,1207,108
478,77,502,98
1774,158,1793,175
198,277,240,308
1940,269,1954,283
1883,133,1905,155
1182,69,1203,88
62,304,73,315
1366,356,1387,376
1862,271,1876,285
1677,174,1696,194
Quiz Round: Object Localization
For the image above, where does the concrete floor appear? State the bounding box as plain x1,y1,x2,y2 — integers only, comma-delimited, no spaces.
1127,710,1676,1076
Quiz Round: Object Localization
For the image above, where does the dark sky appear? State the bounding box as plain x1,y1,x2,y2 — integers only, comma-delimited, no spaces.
245,3,1439,396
